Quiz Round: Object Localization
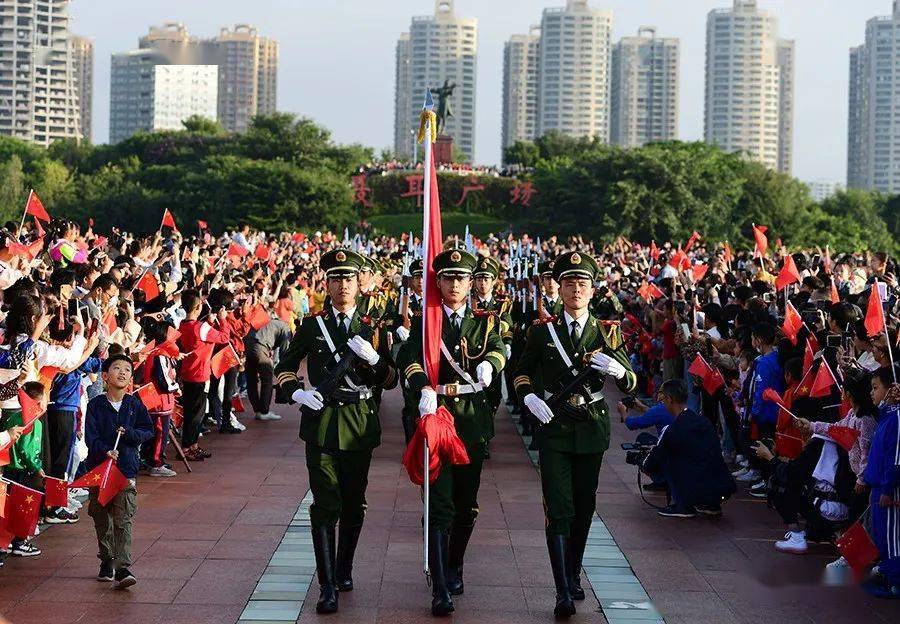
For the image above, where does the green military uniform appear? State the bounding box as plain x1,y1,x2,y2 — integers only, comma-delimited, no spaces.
396,248,506,616
396,259,424,444
513,251,636,619
274,248,398,614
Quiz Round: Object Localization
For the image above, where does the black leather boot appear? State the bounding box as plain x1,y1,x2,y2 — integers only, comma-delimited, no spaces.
311,525,338,614
429,530,454,616
446,523,475,596
568,524,589,601
335,524,363,592
548,534,576,619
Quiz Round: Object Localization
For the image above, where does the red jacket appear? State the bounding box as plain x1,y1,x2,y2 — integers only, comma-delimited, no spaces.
177,319,229,383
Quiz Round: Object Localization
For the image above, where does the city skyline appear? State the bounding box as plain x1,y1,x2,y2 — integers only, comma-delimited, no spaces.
48,1,899,182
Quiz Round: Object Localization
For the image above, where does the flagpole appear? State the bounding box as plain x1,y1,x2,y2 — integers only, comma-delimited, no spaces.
420,91,435,581
19,189,33,235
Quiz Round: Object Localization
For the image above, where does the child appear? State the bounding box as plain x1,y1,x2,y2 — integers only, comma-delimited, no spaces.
84,354,153,589
139,319,178,477
176,289,229,461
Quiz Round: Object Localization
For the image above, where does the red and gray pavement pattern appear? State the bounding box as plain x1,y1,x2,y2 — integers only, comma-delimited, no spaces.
2,383,900,623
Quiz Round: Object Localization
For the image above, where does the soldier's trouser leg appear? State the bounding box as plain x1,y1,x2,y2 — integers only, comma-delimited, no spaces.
334,449,372,592
306,443,372,528
569,453,603,600
428,452,484,532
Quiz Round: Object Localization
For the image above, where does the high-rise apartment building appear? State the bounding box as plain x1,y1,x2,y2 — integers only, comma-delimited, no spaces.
110,49,218,143
846,2,900,192
393,1,477,161
109,22,277,139
610,27,679,148
704,0,794,173
69,34,93,142
0,0,84,146
537,0,612,141
501,27,540,156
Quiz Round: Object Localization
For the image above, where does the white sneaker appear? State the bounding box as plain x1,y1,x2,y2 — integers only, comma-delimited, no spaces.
230,415,247,431
70,488,88,497
149,466,177,477
775,530,807,554
731,466,749,478
736,468,761,482
255,412,282,421
826,556,849,570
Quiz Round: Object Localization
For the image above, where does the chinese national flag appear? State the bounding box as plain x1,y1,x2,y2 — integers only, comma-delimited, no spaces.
421,122,444,388
830,277,840,305
211,344,240,379
103,311,118,335
227,242,249,259
231,395,245,413
25,190,50,222
197,220,208,230
864,283,885,337
669,247,688,271
782,302,803,345
2,482,42,538
762,388,789,412
649,240,660,261
809,360,837,398
136,382,163,411
160,208,177,231
836,519,880,579
803,339,815,375
775,255,801,291
247,304,270,330
69,457,129,506
18,387,44,435
0,445,10,468
753,224,768,257
684,231,701,253
828,425,860,452
723,241,733,264
44,477,69,508
691,264,709,282
33,217,45,238
137,272,160,302
702,368,725,395
688,354,713,379
254,244,271,261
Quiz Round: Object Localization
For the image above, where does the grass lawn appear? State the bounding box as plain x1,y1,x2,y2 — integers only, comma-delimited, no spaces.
368,212,510,237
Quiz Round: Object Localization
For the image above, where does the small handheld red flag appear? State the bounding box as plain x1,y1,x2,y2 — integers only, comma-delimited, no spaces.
136,382,163,412
762,388,789,412
688,354,712,379
809,360,837,398
649,240,660,261
247,304,270,330
43,477,69,508
160,208,177,231
197,220,208,230
827,425,860,452
691,264,709,282
25,190,50,222
69,457,130,506
782,302,803,345
254,244,271,261
752,224,768,257
803,339,815,376
18,388,44,435
226,242,249,259
864,283,885,338
136,272,160,302
836,519,880,579
231,395,245,413
2,482,42,538
684,231,701,253
775,255,801,291
211,344,240,379
33,217,45,238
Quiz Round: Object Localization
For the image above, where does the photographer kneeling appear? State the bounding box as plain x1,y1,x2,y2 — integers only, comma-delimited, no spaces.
618,395,674,492
640,380,736,518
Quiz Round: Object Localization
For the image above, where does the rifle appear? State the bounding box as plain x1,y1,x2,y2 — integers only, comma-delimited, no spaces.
544,359,598,422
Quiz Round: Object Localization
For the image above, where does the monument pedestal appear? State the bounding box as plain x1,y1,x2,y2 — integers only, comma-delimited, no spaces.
434,135,454,165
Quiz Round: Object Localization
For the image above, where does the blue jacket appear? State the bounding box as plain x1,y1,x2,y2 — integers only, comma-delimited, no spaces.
84,393,154,478
625,403,675,435
49,357,102,411
643,408,736,507
750,350,783,425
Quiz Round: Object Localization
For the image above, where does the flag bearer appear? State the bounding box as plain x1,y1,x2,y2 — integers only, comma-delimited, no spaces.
513,251,636,619
398,248,506,616
274,249,398,614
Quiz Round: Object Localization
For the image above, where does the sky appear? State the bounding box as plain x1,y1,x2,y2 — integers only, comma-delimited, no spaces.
70,0,893,184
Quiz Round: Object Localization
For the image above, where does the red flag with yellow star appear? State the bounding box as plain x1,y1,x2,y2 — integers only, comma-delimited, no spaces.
2,481,42,538
69,457,130,506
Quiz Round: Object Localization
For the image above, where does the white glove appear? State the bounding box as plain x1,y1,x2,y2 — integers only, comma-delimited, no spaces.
591,352,626,379
395,325,410,342
476,361,493,387
505,343,512,358
524,393,554,424
418,386,438,417
348,335,380,365
291,389,324,411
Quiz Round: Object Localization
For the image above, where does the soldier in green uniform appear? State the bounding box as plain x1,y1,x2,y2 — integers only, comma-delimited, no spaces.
274,249,398,614
394,259,423,443
513,251,636,619
397,248,506,617
358,256,389,318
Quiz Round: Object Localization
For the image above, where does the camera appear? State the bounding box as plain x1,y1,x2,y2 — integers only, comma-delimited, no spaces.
622,439,654,466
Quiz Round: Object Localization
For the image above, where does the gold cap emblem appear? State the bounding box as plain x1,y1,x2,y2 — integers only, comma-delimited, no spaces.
549,261,555,269
450,251,461,262
571,253,581,265
335,251,346,262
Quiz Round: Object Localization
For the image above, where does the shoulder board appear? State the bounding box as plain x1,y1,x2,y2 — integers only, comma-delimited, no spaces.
532,316,556,326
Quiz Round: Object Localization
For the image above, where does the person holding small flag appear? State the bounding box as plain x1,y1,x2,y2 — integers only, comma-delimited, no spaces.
83,353,153,588
274,248,398,614
137,318,180,477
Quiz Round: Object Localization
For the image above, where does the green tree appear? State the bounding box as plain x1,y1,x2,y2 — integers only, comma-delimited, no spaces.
0,154,25,223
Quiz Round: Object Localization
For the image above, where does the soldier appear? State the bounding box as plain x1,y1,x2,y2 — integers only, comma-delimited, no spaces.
358,256,388,318
513,251,636,619
395,259,424,443
274,248,398,614
397,248,506,616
